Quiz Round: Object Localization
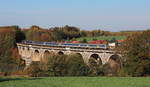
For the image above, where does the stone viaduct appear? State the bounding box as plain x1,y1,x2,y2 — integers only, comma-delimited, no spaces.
17,43,121,67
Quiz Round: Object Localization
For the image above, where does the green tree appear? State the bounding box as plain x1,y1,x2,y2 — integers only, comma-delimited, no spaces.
50,25,81,41
88,58,104,76
80,38,87,43
120,30,150,76
43,54,68,76
66,54,89,76
110,37,116,43
37,53,89,76
25,62,43,77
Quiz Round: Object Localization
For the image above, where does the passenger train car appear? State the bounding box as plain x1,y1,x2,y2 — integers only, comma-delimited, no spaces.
22,40,108,49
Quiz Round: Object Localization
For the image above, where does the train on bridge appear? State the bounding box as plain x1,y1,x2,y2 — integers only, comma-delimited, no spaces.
22,40,110,49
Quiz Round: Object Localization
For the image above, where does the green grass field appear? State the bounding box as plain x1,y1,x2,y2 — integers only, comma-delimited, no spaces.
0,77,150,87
76,36,126,41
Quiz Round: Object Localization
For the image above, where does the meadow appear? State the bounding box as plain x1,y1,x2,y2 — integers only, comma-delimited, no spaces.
76,36,126,41
0,77,150,87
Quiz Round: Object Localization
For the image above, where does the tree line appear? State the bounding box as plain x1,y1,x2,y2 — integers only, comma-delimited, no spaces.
23,25,138,42
0,25,149,77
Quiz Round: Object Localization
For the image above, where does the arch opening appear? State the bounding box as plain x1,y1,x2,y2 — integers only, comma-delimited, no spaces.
89,54,102,65
58,51,64,55
75,53,83,58
44,50,50,54
35,50,39,53
88,54,103,76
32,50,40,61
108,55,122,66
22,47,25,50
42,50,51,63
90,54,100,60
43,50,50,57
27,47,30,51
71,53,85,62
106,55,122,75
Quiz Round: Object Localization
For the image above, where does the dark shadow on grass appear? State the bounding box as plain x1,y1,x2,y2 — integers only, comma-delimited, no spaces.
0,77,43,82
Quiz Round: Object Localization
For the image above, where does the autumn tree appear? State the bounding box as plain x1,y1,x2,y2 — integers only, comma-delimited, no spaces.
120,30,150,76
0,26,25,75
24,25,53,41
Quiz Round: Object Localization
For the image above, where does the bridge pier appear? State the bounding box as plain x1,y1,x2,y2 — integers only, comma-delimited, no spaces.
21,56,32,69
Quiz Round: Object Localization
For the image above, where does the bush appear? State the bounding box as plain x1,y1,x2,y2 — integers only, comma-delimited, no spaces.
66,54,89,76
40,54,68,76
25,62,43,77
27,53,89,77
88,58,104,76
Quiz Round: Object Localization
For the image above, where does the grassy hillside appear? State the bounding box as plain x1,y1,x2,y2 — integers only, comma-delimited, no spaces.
0,77,150,87
75,36,126,41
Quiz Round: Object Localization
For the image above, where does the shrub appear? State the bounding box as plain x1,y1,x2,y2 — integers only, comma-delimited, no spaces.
25,62,43,77
66,54,89,76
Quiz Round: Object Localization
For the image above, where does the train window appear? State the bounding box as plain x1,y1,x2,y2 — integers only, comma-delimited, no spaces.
80,44,87,47
99,45,106,47
88,45,97,47
99,44,107,49
73,44,79,46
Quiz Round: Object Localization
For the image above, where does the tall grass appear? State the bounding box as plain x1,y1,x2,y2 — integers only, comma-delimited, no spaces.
0,77,150,87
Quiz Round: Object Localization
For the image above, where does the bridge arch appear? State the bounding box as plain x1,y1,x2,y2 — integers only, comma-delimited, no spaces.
43,50,51,56
107,54,122,74
75,53,82,57
89,54,102,65
27,47,30,51
67,52,85,66
90,54,99,60
108,55,122,65
35,50,39,53
58,51,64,55
44,50,50,53
73,53,83,59
32,50,41,61
42,50,51,63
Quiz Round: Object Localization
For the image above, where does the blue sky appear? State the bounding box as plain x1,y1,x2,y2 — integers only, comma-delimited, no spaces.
0,0,150,31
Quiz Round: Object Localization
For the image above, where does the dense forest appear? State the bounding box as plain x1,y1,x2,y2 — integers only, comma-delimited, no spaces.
0,25,149,77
